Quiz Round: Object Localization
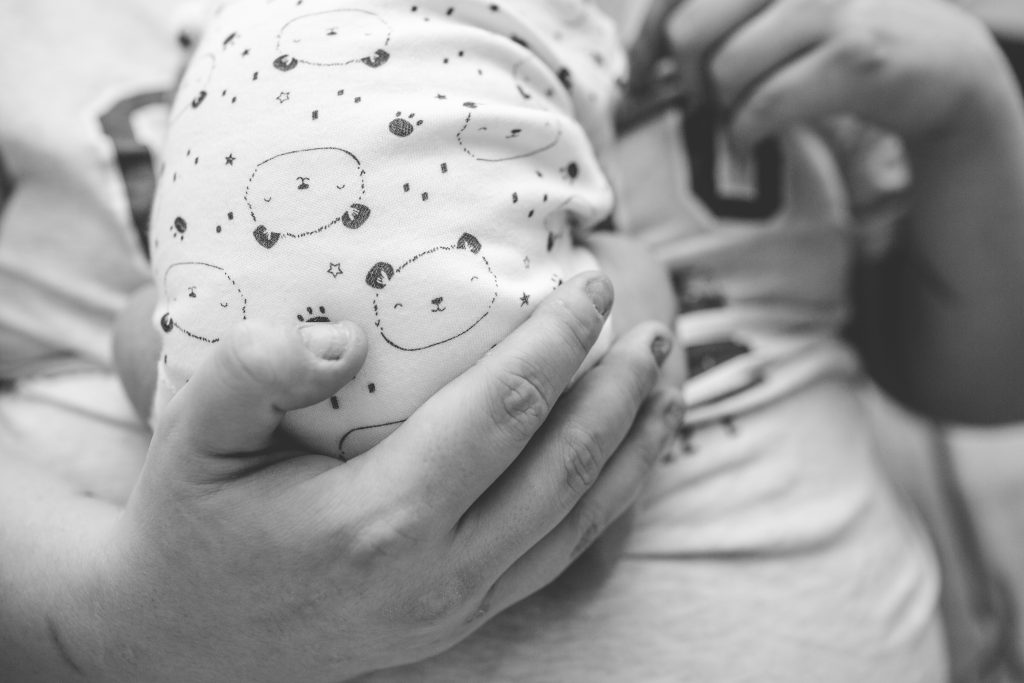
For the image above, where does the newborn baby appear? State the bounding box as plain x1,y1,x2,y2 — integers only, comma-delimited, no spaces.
144,0,630,458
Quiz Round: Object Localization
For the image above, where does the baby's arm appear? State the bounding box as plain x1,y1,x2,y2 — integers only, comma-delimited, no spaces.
144,1,669,456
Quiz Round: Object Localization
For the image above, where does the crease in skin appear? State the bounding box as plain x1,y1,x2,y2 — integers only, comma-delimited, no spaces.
46,615,85,676
464,582,498,625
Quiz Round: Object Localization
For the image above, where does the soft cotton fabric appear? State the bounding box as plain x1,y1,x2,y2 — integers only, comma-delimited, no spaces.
148,0,622,458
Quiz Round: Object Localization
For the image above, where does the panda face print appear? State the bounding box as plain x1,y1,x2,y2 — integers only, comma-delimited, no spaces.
274,9,390,71
246,147,370,249
366,233,498,351
512,59,558,102
458,105,562,162
160,262,247,343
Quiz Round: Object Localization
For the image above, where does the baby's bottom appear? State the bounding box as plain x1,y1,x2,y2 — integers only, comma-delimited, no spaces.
361,377,948,682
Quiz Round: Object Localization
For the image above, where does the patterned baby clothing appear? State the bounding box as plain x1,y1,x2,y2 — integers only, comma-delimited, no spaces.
149,0,625,458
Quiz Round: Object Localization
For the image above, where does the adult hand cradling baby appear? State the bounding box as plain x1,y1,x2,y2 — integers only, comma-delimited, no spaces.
37,273,681,683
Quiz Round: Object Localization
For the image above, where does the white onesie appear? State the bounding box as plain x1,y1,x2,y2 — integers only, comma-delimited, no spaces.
149,0,624,458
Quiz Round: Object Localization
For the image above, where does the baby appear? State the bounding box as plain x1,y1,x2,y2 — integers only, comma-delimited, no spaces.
140,0,656,459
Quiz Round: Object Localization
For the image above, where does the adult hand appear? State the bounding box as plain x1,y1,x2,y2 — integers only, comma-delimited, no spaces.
636,0,1007,146
631,0,1024,423
65,273,681,683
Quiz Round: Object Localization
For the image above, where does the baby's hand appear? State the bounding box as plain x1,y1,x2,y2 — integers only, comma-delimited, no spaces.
652,0,1015,147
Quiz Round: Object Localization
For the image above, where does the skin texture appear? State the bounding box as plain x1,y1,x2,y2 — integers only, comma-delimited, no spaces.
629,0,1024,423
1,272,684,682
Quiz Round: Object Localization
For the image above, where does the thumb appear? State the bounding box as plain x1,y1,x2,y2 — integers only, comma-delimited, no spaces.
153,319,367,479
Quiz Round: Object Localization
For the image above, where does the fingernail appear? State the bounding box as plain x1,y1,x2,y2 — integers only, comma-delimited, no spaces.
299,323,349,361
650,335,673,366
584,275,613,317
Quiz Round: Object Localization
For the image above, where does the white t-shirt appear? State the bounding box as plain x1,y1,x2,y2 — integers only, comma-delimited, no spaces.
0,0,182,378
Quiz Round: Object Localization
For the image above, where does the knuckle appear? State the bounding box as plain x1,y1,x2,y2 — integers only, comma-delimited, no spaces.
664,7,709,63
560,425,607,498
628,400,662,456
345,514,422,569
463,581,499,626
490,363,553,442
569,507,606,560
552,298,601,361
834,23,890,76
640,394,680,467
228,324,286,388
664,9,691,51
400,568,482,627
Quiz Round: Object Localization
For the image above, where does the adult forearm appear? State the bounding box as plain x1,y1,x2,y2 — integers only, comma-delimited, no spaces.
0,455,121,681
893,51,1024,422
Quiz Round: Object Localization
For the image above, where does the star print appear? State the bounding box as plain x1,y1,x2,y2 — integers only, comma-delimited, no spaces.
276,91,290,103
225,154,236,165
327,262,343,278
520,292,531,307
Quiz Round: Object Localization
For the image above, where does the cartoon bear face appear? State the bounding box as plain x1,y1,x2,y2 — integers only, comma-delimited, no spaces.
245,147,371,248
366,233,498,351
160,261,247,343
458,103,562,162
512,58,559,103
273,9,390,71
